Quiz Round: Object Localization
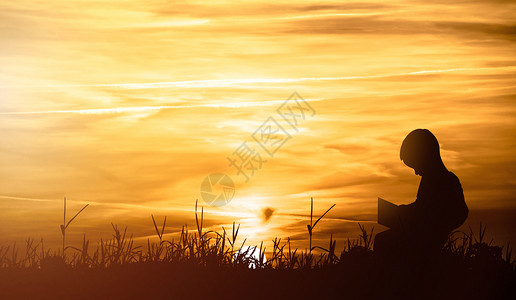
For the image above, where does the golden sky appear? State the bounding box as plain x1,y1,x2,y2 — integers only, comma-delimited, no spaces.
1,0,515,252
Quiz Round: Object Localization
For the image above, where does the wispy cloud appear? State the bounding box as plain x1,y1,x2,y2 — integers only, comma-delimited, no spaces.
0,99,317,115
0,194,193,212
276,11,405,20
6,66,515,90
127,18,211,28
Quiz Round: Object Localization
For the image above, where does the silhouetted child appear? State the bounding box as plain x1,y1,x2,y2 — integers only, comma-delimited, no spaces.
375,129,468,258
372,129,469,298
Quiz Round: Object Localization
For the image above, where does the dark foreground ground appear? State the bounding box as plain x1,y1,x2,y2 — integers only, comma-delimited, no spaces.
0,255,514,300
1,217,514,299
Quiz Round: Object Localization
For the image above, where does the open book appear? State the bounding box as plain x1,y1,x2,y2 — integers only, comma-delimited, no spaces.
377,197,405,230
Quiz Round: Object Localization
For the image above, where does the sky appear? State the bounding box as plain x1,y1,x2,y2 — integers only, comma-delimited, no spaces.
1,0,515,253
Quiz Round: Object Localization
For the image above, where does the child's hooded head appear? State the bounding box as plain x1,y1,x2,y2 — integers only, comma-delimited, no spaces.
400,129,442,176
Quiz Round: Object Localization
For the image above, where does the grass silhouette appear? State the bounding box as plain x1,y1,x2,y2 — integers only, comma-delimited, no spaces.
0,198,514,299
